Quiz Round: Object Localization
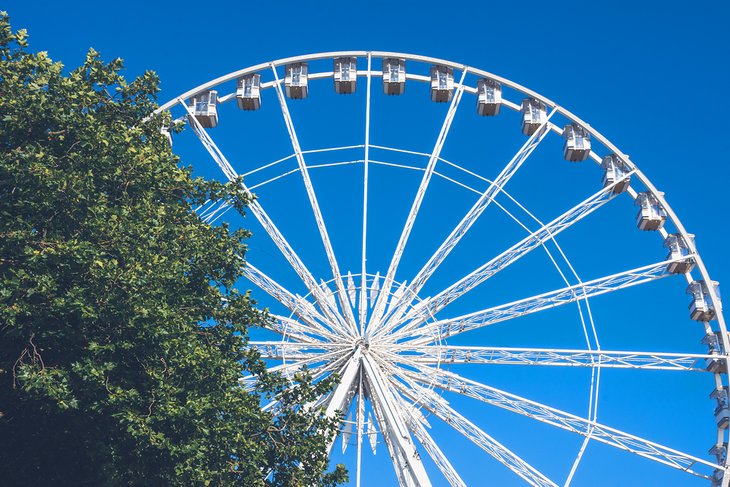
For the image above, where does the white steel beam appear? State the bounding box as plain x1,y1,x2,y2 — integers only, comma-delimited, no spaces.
360,53,373,336
405,365,718,478
382,182,629,338
243,264,350,338
270,66,358,335
381,108,557,327
239,349,348,391
180,99,345,328
365,377,418,487
266,314,340,343
401,258,684,345
390,345,711,372
402,400,467,487
324,351,363,454
249,340,346,361
389,371,557,487
362,355,433,486
368,69,469,335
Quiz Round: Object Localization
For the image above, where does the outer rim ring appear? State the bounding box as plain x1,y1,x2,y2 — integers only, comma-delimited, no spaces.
158,51,728,481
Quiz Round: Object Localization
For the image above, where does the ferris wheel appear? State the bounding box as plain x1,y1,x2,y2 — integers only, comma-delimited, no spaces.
157,52,727,486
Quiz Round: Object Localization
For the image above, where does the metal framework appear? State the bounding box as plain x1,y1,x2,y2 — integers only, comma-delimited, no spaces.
159,52,728,486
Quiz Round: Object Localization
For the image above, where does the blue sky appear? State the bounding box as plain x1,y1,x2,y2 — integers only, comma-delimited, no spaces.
7,1,730,486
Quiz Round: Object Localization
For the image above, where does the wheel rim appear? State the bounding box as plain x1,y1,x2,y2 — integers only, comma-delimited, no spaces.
159,52,727,486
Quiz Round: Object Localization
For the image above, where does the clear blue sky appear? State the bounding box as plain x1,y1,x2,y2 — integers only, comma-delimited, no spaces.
7,1,730,486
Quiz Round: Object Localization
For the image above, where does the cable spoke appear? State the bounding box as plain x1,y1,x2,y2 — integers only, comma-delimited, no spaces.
404,365,717,478
399,257,685,345
270,66,358,335
369,69,469,335
179,99,345,328
390,345,711,372
382,108,557,328
381,180,632,338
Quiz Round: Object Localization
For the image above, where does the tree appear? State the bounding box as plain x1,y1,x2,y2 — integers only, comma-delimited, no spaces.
0,13,346,486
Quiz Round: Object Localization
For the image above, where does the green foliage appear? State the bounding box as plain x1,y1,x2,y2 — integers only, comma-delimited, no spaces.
0,12,346,486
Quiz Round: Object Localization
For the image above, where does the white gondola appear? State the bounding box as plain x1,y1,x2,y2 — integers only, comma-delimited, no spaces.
188,91,218,128
477,78,501,116
160,125,172,146
711,387,730,429
634,191,666,230
430,65,454,103
710,443,727,487
562,124,591,161
334,57,357,94
285,62,308,99
710,443,728,464
236,74,261,111
521,98,547,135
601,154,631,193
688,280,722,322
712,468,724,487
702,332,727,373
382,58,406,95
663,233,696,274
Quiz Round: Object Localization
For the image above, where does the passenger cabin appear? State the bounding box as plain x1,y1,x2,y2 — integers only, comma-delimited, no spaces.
663,233,696,274
285,63,308,99
711,387,730,429
334,57,357,94
521,98,547,135
702,332,727,373
382,58,406,95
562,124,591,161
634,191,666,230
477,78,501,116
710,443,727,487
712,468,725,487
236,74,261,111
430,65,454,103
711,443,728,464
688,280,722,322
160,125,172,146
189,91,218,128
601,154,631,193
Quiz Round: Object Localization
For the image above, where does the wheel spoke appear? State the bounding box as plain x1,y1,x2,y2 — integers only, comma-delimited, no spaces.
404,364,718,477
387,367,557,487
381,180,633,338
399,257,686,345
266,314,340,343
243,264,350,338
249,340,347,361
324,352,362,454
360,53,373,337
399,396,467,487
239,349,348,391
362,354,433,486
382,107,557,327
179,99,346,328
369,69,469,335
270,65,358,335
389,345,711,372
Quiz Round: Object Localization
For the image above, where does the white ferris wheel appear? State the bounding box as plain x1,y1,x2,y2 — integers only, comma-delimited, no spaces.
158,52,727,486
